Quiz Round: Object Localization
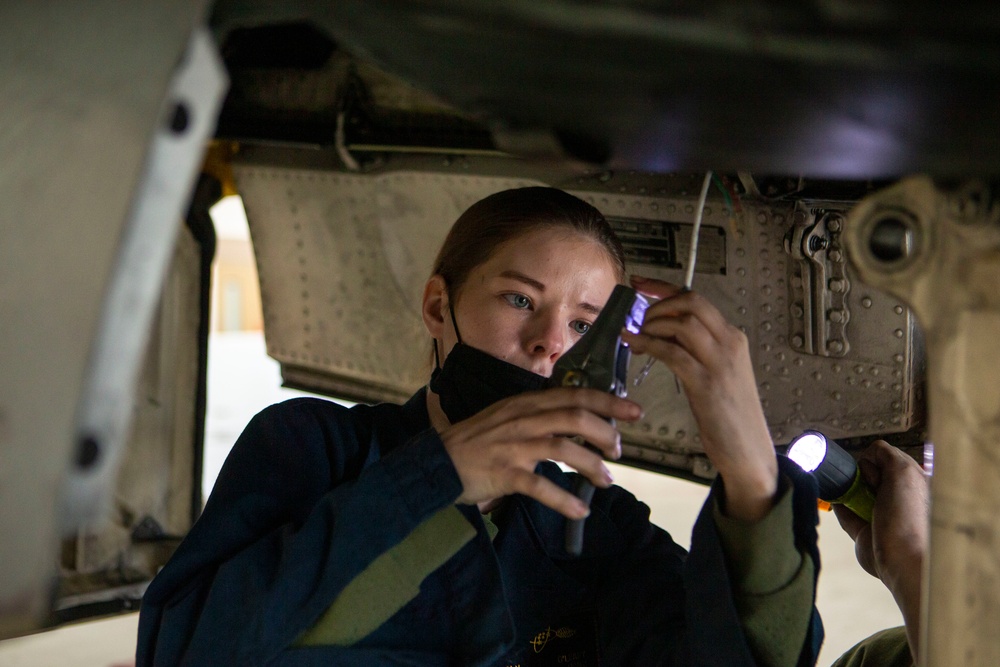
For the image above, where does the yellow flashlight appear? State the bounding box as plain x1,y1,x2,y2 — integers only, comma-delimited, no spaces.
786,431,875,522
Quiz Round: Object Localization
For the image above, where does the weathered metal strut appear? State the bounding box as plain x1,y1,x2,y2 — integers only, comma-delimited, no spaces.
846,176,1000,666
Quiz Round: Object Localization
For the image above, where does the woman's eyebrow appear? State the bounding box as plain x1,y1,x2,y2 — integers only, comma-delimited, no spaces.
499,270,601,315
499,270,545,292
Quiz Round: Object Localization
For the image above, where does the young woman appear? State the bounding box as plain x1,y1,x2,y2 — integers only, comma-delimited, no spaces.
136,187,822,666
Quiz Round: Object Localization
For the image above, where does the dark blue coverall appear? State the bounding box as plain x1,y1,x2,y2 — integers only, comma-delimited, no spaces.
136,389,823,666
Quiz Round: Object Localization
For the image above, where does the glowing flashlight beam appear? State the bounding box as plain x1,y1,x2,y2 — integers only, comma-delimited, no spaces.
787,432,828,473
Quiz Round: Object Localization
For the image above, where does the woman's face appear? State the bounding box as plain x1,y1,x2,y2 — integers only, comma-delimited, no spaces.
433,226,620,378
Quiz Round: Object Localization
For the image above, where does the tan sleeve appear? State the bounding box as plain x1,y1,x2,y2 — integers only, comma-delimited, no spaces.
713,477,816,667
829,626,913,667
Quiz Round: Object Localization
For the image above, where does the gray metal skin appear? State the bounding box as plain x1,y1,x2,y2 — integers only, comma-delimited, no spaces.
235,151,923,484
846,178,1000,667
0,2,222,639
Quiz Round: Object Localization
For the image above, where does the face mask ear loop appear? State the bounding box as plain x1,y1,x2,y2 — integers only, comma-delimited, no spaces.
448,296,463,345
433,290,460,372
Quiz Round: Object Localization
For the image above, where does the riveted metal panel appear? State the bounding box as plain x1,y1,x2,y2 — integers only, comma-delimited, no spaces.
237,154,922,480
562,185,920,478
236,166,543,402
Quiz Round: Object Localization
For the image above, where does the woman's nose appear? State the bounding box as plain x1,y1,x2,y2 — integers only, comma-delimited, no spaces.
526,313,569,362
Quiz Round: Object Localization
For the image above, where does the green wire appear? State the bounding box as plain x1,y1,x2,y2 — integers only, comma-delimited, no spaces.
712,172,734,218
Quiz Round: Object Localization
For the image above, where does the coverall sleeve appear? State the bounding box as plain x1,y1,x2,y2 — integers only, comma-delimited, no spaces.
698,455,824,667
713,475,816,667
587,455,822,667
136,399,467,666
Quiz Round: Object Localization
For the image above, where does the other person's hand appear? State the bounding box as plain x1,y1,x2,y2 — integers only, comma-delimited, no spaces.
834,439,929,661
834,440,928,596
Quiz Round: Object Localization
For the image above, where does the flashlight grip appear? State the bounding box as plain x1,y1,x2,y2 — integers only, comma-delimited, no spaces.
565,477,597,555
834,468,876,523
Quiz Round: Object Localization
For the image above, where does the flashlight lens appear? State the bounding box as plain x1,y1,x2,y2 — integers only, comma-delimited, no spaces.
787,432,828,473
626,295,649,335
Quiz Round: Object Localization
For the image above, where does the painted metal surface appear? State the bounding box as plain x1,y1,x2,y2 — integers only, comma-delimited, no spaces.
0,2,213,639
236,153,922,481
67,27,227,529
846,177,1000,666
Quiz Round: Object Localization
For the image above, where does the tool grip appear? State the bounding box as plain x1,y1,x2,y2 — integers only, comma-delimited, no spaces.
565,476,597,555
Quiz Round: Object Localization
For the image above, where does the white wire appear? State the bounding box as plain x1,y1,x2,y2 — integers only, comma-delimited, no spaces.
683,170,713,290
335,111,361,172
633,169,713,388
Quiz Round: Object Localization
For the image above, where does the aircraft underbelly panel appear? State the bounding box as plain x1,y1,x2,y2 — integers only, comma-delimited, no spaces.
236,155,923,479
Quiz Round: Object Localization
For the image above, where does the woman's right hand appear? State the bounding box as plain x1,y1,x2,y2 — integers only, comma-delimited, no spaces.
437,387,643,519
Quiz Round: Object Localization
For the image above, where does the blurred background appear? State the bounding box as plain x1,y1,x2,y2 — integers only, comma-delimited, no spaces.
0,197,902,667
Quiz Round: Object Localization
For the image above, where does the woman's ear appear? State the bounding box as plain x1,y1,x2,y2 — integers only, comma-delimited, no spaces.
421,275,449,338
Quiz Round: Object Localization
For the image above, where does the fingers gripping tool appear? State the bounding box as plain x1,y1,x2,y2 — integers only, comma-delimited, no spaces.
547,284,649,555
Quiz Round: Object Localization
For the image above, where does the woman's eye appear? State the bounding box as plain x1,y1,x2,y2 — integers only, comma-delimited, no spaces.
571,320,591,335
504,293,531,309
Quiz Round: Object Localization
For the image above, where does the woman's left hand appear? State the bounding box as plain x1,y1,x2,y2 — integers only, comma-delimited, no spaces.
621,275,778,521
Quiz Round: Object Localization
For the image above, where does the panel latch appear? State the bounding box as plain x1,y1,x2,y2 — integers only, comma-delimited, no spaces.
784,206,851,357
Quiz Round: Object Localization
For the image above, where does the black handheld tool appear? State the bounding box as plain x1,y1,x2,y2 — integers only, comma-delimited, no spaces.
547,284,649,555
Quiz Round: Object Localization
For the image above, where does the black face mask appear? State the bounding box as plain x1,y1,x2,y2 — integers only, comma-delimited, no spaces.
428,304,547,424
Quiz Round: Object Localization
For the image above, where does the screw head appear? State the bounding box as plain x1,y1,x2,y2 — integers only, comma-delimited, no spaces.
808,236,830,252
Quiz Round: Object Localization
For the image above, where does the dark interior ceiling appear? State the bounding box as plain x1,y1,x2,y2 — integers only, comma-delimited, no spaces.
210,0,1000,178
